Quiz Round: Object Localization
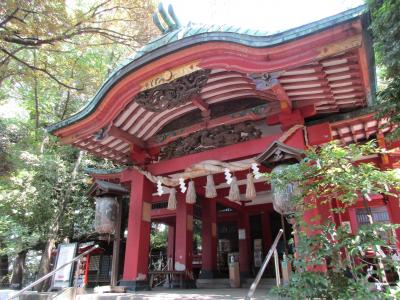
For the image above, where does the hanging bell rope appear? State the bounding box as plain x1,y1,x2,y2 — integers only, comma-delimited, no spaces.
186,180,196,204
167,188,177,210
228,176,241,202
246,173,256,200
205,174,217,198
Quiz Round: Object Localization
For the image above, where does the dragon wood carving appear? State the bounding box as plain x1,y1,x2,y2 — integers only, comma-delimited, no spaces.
135,69,211,112
159,122,262,160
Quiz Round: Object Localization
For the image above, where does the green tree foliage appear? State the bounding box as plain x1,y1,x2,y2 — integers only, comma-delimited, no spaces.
0,0,158,288
0,0,157,90
150,223,168,253
369,0,400,139
266,142,400,299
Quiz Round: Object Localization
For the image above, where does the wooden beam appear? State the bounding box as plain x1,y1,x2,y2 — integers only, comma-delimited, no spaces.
286,86,331,95
279,73,326,83
201,83,253,99
271,83,292,113
216,197,243,211
147,134,281,175
108,125,146,149
192,97,210,118
192,97,209,112
326,70,360,81
324,63,359,74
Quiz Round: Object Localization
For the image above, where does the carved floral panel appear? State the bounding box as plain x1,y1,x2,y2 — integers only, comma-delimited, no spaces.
159,121,262,160
135,69,211,112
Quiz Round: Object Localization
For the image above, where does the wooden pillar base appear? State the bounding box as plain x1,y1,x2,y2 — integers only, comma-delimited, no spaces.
171,278,196,289
198,270,217,279
240,271,251,280
119,280,150,291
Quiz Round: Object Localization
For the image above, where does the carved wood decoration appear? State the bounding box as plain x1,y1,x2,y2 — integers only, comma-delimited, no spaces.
160,121,262,160
135,69,211,112
248,72,283,90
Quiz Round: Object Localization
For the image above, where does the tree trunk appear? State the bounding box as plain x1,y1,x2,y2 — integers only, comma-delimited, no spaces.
35,151,84,291
10,250,27,289
0,254,9,288
33,50,39,134
35,237,57,291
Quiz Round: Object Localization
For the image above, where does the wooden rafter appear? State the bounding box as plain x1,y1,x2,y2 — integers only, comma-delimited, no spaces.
108,125,146,149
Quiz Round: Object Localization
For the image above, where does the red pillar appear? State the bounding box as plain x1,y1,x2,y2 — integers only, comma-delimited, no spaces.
199,198,217,278
167,225,175,269
174,193,195,287
302,197,333,272
386,195,400,250
120,170,152,290
238,209,251,278
261,210,272,255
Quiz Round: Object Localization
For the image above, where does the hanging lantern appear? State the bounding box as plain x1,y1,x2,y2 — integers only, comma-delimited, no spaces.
94,197,119,234
271,165,300,215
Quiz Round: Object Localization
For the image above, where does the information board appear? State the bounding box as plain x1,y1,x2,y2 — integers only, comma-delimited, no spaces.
52,243,77,288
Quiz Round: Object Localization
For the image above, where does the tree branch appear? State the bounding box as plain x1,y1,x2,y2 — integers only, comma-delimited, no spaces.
0,47,82,90
0,8,19,27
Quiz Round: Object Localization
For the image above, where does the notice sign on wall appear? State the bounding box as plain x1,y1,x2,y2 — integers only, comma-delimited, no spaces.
52,243,77,288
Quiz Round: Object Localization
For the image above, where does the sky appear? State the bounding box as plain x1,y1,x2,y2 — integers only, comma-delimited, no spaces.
163,0,364,33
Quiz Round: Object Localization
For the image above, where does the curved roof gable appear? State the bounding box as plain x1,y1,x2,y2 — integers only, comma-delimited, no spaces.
47,4,366,134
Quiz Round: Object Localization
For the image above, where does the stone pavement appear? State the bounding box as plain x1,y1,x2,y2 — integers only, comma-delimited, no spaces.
76,288,283,300
1,287,285,300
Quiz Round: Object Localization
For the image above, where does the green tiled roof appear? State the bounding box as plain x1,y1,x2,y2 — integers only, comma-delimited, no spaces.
84,167,127,175
47,4,367,134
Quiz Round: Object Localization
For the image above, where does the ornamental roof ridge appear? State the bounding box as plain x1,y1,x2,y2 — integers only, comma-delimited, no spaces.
132,4,366,62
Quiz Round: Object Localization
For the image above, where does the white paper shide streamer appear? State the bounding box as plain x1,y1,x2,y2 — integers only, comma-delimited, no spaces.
179,177,187,193
224,168,233,184
251,163,261,179
157,179,163,196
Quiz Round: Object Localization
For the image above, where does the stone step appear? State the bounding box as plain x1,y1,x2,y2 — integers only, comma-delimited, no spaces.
0,290,57,300
75,288,278,300
0,288,89,300
196,278,276,289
